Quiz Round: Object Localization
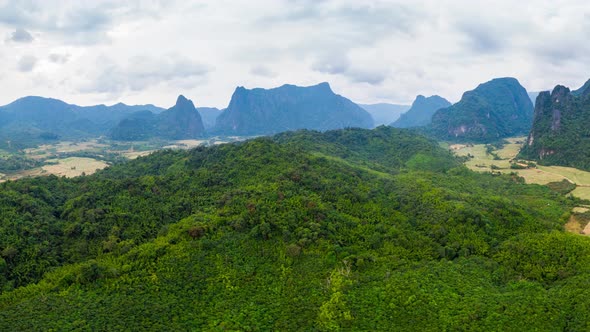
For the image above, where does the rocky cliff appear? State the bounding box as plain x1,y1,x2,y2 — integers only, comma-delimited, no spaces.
214,83,373,135
519,79,590,170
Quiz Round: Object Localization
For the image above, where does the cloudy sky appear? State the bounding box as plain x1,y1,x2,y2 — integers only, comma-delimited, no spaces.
0,0,589,108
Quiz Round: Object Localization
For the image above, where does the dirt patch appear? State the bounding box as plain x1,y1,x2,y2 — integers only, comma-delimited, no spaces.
42,157,109,177
566,215,584,234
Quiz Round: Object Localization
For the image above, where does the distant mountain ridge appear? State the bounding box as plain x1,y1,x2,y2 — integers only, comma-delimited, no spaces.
110,95,205,141
519,79,590,170
0,96,164,140
359,103,409,127
430,77,534,142
214,83,373,135
391,95,451,128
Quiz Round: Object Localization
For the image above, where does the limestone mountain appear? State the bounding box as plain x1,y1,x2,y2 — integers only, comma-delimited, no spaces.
430,78,533,142
519,79,590,170
158,95,205,139
111,95,205,141
214,83,373,135
358,103,409,127
391,95,451,128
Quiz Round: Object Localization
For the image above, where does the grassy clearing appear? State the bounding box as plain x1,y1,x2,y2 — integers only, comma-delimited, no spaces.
41,157,109,178
450,137,590,201
25,140,108,159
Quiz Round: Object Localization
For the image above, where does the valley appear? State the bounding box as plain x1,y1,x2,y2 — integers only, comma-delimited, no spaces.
0,136,249,182
4,2,590,330
451,137,590,200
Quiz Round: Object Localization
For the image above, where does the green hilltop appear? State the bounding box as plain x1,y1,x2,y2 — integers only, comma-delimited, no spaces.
430,78,533,142
0,127,589,330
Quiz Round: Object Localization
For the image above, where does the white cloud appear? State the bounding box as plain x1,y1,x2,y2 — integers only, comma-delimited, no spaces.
17,55,37,72
0,0,589,107
7,27,33,43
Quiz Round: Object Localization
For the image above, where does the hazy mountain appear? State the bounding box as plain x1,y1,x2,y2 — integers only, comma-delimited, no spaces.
528,92,540,106
519,79,590,170
358,103,410,127
198,107,223,130
111,95,205,140
391,95,451,128
214,82,373,135
430,78,534,142
0,96,164,140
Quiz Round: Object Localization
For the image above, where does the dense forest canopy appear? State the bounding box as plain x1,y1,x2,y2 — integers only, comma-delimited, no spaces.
0,126,588,330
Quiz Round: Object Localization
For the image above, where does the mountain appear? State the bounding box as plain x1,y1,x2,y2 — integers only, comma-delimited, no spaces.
110,95,205,140
157,95,205,139
430,78,534,142
391,95,451,128
358,103,409,127
198,107,223,130
108,110,158,141
528,91,540,106
572,79,590,96
214,82,373,135
0,96,164,142
0,126,588,330
519,79,590,170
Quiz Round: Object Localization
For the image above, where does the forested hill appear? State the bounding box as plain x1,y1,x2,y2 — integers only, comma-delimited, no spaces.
519,79,590,170
430,77,533,142
0,126,589,330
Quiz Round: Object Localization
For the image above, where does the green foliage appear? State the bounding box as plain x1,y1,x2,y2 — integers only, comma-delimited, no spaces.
0,154,42,173
0,126,587,330
546,180,577,195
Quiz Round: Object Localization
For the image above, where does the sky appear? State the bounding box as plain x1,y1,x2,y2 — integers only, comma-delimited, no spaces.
0,0,589,108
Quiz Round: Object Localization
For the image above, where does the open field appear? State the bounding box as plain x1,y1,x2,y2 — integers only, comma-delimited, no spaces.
451,137,590,200
1,136,251,181
1,157,108,181
42,157,109,177
25,140,108,159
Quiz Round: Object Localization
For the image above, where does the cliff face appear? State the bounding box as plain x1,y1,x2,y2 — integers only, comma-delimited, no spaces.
519,80,590,170
430,78,533,142
214,83,373,135
111,95,205,141
158,95,205,139
391,95,451,128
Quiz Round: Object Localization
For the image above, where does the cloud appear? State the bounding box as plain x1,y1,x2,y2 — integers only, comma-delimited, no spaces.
250,65,277,78
79,55,212,95
312,54,349,75
1,0,590,108
346,68,388,85
457,21,505,53
312,53,386,85
17,55,37,72
8,28,33,43
0,1,169,44
48,53,70,64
